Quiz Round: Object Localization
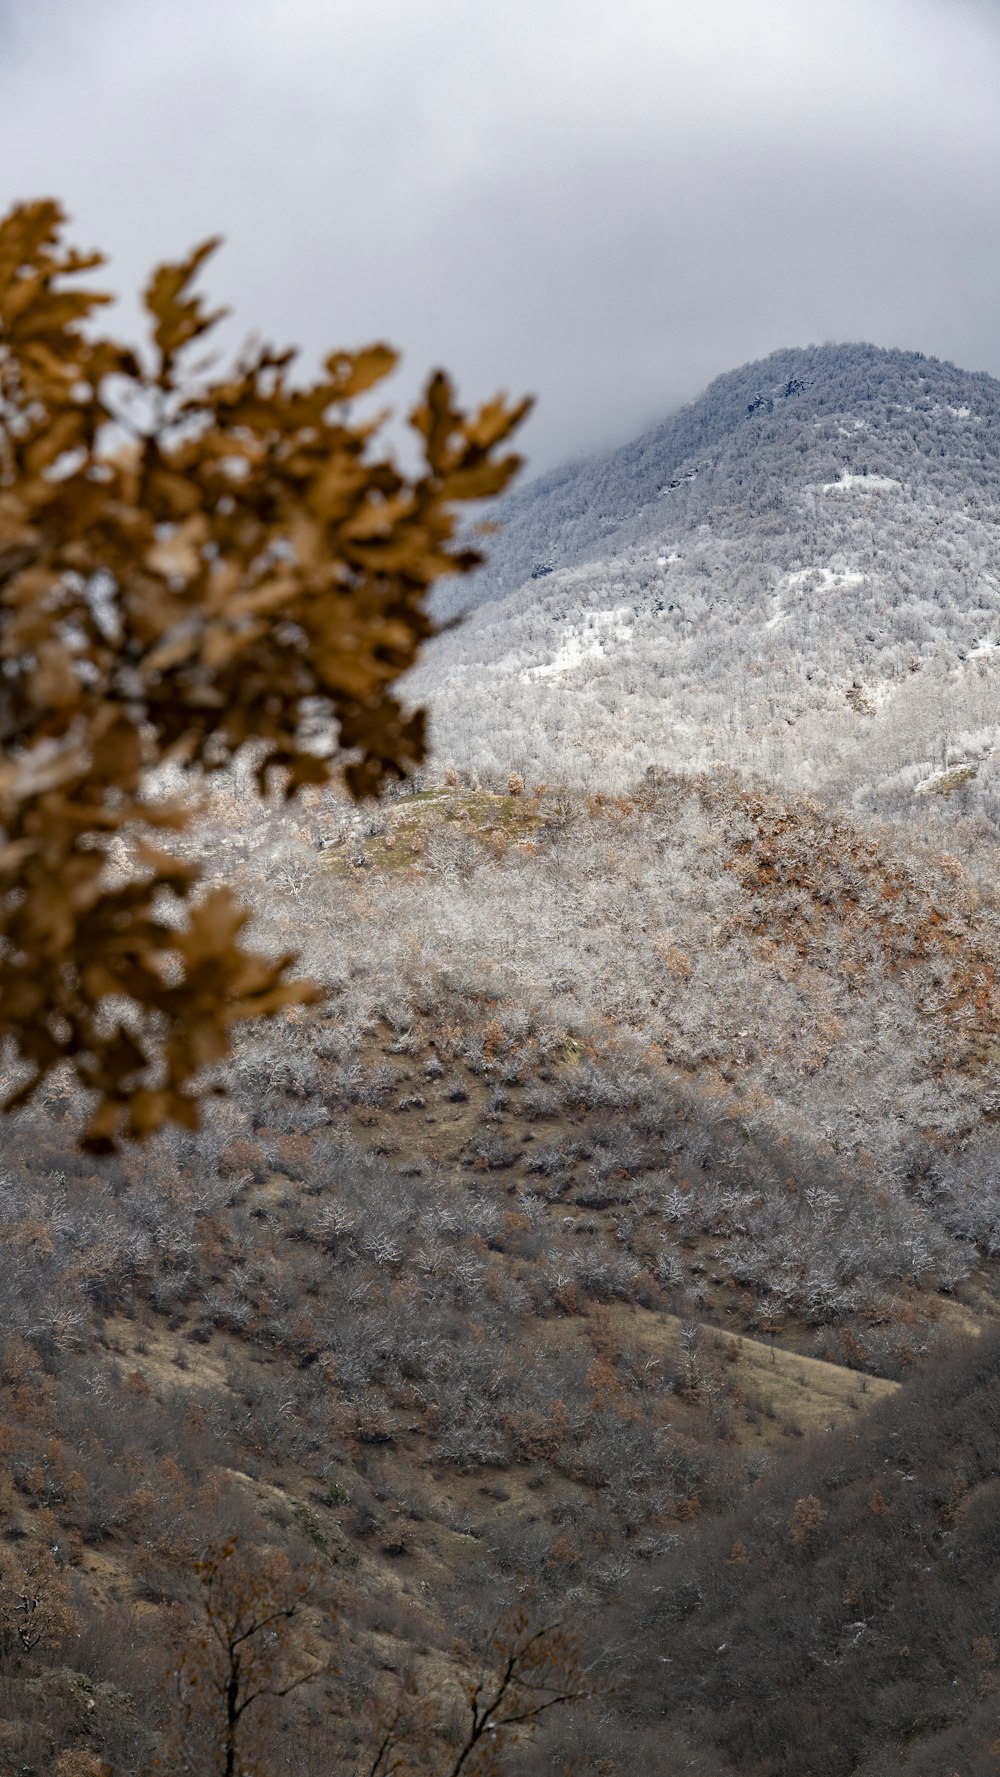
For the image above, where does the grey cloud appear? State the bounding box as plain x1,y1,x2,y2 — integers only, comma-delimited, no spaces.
2,0,999,472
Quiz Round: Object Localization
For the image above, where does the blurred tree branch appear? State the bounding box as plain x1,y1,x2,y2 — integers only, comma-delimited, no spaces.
0,199,529,1148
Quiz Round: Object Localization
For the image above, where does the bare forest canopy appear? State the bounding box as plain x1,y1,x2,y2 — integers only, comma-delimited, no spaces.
3,769,1000,1772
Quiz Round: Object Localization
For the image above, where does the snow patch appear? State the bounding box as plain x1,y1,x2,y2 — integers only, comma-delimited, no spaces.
764,566,866,633
521,608,634,681
784,567,866,592
817,473,902,494
839,677,896,716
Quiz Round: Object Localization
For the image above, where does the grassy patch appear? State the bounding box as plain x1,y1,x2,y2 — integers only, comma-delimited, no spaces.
317,788,547,875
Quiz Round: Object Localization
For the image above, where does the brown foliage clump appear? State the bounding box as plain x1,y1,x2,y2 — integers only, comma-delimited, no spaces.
786,1492,828,1547
0,199,529,1147
0,1543,80,1659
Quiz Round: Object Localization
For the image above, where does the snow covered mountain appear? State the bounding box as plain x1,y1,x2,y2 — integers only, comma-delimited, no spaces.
412,344,1000,827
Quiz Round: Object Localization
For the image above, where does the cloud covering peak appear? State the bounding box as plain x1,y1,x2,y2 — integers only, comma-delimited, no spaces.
2,0,999,471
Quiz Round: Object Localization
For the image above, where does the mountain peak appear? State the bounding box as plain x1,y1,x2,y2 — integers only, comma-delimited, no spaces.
441,342,1000,618
416,343,1000,821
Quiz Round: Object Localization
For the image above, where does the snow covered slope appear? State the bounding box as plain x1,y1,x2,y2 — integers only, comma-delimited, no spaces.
412,344,1000,826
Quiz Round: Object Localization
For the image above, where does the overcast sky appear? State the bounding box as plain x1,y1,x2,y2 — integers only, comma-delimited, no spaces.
3,0,1000,474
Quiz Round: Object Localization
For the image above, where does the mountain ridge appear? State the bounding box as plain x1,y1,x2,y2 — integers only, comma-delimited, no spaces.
414,342,1000,821
440,341,1000,617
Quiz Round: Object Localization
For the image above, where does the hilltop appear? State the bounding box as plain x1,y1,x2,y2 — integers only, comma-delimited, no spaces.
414,344,1000,825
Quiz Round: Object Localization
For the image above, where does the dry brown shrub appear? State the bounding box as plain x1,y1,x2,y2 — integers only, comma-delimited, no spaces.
0,1544,80,1659
54,1753,112,1777
787,1493,828,1547
502,1401,570,1464
0,1334,42,1386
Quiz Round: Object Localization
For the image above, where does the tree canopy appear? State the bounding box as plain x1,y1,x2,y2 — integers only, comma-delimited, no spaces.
0,199,529,1148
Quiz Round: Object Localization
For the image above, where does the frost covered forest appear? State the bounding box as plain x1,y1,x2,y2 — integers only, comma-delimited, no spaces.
414,343,1000,831
6,342,1000,1775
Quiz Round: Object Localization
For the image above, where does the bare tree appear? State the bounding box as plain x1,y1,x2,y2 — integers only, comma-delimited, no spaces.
164,1536,327,1777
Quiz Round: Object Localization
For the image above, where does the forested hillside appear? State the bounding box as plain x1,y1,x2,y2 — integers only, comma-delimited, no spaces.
6,342,1000,1774
416,345,1000,826
5,773,1000,1770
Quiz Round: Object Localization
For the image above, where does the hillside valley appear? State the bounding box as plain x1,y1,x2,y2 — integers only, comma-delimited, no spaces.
6,345,1000,1775
5,764,1000,1772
